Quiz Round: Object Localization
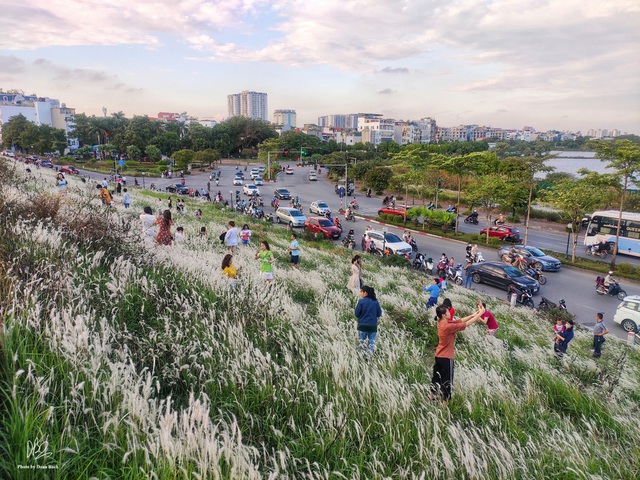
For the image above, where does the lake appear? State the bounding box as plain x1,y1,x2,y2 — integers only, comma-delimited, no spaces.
544,151,611,177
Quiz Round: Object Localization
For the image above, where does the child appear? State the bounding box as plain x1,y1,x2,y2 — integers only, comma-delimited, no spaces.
553,319,565,343
174,226,185,243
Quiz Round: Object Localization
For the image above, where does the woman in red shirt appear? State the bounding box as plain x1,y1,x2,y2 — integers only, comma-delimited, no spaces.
431,303,484,403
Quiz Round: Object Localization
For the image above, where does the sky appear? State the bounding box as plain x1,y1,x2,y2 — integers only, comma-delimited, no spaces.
1,0,639,134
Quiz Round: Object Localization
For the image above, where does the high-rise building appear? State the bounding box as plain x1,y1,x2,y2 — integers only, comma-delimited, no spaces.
227,90,268,121
273,109,296,131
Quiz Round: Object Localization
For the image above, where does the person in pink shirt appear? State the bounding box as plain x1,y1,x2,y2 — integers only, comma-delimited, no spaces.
478,301,499,335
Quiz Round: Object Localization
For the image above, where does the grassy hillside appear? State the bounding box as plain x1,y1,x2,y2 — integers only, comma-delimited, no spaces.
1,158,639,479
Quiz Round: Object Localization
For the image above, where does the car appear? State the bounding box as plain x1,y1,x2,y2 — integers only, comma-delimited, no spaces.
285,167,294,175
258,165,265,172
2,151,15,157
254,177,264,186
275,207,307,228
233,177,243,186
335,185,354,196
378,205,408,218
274,188,291,200
309,201,331,216
363,230,412,256
250,169,260,180
466,262,539,293
40,160,54,168
60,165,79,175
166,184,190,195
308,171,318,181
613,295,640,333
498,245,562,271
234,172,244,179
243,184,260,196
304,217,342,239
480,225,521,243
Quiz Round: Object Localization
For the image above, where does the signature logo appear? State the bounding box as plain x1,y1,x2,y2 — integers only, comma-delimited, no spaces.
26,439,52,463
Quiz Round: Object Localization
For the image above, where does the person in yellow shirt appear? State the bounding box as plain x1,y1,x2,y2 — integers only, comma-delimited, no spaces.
222,254,240,288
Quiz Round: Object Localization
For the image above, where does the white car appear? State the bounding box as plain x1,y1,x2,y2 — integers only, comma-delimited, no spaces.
308,171,318,181
363,230,412,256
250,169,260,180
276,207,307,228
258,165,265,172
285,167,294,175
613,295,640,333
254,177,264,186
243,184,260,196
233,177,243,186
309,201,331,216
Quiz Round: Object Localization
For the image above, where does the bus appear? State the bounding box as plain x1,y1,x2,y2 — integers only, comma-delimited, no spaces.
584,210,640,258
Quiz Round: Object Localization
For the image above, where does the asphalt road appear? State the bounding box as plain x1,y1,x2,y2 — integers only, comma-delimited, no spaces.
88,164,640,342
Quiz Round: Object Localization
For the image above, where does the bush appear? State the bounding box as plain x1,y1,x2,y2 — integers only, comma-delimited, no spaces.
617,262,636,275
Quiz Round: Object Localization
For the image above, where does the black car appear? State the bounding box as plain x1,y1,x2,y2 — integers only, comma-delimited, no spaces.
166,184,189,195
467,262,539,293
274,188,291,200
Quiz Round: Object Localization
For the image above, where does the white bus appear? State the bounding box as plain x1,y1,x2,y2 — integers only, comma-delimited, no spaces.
584,210,640,258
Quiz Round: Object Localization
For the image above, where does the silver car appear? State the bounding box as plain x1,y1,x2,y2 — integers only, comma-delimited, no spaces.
276,207,307,228
309,201,331,216
363,230,412,256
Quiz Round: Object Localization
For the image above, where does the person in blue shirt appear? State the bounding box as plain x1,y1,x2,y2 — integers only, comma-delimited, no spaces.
422,278,440,308
287,233,300,268
554,319,574,360
355,285,382,354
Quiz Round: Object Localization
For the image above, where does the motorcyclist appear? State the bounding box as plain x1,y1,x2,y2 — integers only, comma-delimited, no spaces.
604,271,619,295
350,197,358,206
594,240,607,254
345,206,352,219
495,213,505,225
334,216,341,229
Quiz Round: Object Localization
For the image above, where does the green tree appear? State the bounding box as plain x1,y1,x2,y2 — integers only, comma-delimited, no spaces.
467,175,510,243
541,179,601,262
194,148,220,166
365,167,394,195
591,139,640,266
150,132,182,156
172,149,196,171
123,116,162,153
145,145,162,162
1,114,30,150
126,145,143,161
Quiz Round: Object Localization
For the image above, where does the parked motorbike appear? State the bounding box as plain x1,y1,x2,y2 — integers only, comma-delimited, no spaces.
507,284,534,308
464,213,479,225
447,264,464,285
537,297,567,312
595,276,627,300
412,253,432,273
264,213,274,222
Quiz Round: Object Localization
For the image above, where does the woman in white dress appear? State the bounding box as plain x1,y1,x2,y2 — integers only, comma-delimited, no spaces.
347,255,362,294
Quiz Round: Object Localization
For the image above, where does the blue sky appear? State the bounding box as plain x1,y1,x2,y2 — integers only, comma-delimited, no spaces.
1,0,639,134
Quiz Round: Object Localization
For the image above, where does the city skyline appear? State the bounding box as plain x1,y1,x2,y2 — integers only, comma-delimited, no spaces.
0,1,638,134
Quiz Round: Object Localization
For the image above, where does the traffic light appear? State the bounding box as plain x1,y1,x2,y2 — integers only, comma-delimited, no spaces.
437,177,442,192
300,148,306,157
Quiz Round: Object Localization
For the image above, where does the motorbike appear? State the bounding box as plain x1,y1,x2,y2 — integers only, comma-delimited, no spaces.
345,211,356,222
437,259,448,278
342,235,356,249
264,213,274,222
595,276,627,300
507,284,534,308
334,220,343,233
447,264,464,285
464,213,479,225
412,253,432,273
366,189,372,198
517,263,547,285
408,237,418,252
252,208,265,219
537,297,567,312
271,199,280,208
349,201,360,210
585,243,611,259
475,251,485,263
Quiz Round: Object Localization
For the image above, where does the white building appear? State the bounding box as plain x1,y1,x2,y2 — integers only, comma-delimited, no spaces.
227,90,268,121
357,114,395,145
0,91,78,150
273,109,296,132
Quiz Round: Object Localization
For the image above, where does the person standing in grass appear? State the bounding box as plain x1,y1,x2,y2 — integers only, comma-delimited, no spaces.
355,285,382,355
592,312,609,359
222,253,241,288
287,233,300,268
431,304,484,403
224,220,239,255
56,172,68,195
554,319,574,360
154,209,173,246
255,240,275,282
347,255,363,294
240,224,252,245
122,188,131,209
422,277,440,308
140,206,156,242
463,258,474,288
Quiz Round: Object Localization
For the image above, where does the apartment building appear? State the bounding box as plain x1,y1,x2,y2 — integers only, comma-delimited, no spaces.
273,109,296,132
227,90,268,121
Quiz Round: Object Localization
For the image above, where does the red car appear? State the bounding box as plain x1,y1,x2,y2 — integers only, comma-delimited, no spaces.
377,205,408,218
304,217,342,239
480,225,521,243
60,165,79,174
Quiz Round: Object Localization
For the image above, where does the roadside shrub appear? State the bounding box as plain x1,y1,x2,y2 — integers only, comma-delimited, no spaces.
380,254,412,269
616,262,636,275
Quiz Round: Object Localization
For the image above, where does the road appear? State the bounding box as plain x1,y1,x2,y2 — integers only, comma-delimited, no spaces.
90,164,640,342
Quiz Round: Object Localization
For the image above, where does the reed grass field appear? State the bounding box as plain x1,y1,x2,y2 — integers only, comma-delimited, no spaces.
1,157,639,479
